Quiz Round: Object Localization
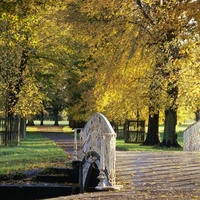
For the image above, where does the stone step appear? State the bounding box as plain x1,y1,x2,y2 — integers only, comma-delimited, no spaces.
39,167,73,175
0,166,81,199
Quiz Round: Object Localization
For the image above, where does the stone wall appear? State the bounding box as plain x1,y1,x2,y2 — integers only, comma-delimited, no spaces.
183,121,200,151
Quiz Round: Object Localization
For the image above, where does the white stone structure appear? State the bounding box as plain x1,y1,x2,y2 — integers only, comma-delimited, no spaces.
183,121,200,151
74,112,122,191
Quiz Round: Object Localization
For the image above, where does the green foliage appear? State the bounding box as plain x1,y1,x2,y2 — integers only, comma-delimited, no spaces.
0,0,70,119
0,1,71,145
0,0,199,146
117,122,193,150
0,132,67,175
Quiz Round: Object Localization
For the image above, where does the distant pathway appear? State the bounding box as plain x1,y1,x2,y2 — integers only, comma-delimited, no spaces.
40,127,200,199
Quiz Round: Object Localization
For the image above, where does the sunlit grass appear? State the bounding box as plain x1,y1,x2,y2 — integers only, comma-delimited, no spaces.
116,135,183,152
0,133,68,175
33,120,69,126
116,123,191,151
26,126,38,132
62,126,74,133
26,120,73,133
26,125,74,133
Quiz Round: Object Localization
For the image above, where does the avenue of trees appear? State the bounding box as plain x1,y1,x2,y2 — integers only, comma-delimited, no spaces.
0,0,74,145
0,0,199,147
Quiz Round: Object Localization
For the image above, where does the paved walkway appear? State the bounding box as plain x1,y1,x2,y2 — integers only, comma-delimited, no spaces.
115,151,200,199
40,129,200,200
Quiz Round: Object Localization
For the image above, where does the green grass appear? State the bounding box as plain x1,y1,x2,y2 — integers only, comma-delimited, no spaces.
116,137,183,151
62,126,74,133
116,123,191,152
0,133,68,175
26,120,74,133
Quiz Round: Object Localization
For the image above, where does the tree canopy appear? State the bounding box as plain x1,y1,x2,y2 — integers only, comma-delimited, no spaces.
65,0,199,117
0,0,73,144
0,0,199,147
65,0,200,146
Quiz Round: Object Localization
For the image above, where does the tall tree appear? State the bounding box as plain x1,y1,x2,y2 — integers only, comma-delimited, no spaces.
65,0,153,122
0,0,65,145
118,0,199,146
65,0,199,147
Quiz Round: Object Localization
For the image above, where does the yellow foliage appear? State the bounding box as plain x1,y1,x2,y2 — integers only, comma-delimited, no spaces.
65,0,200,123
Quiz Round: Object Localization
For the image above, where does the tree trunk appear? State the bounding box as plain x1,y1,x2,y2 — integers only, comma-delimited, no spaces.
4,117,9,146
143,112,160,145
195,109,200,121
16,115,20,145
27,119,35,126
161,107,181,147
54,109,59,126
4,113,12,146
40,111,44,126
0,118,3,145
20,118,26,139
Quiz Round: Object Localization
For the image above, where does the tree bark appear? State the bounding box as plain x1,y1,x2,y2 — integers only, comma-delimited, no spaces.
20,118,26,139
53,109,59,126
17,116,21,144
195,109,200,121
4,49,28,145
143,112,160,145
161,107,181,147
40,111,44,126
27,119,35,126
4,113,15,146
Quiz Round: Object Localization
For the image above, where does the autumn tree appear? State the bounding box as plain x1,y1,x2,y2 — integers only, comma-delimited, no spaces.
0,0,65,145
35,64,68,126
65,0,153,123
65,0,200,147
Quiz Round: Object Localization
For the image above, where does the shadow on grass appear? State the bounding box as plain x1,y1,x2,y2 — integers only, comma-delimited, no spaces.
0,132,67,175
116,131,184,152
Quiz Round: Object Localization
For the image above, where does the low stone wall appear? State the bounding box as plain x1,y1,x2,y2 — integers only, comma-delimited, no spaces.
183,121,200,151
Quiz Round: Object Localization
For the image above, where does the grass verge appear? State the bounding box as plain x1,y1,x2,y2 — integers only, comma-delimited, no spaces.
116,130,184,151
116,139,183,151
0,132,68,175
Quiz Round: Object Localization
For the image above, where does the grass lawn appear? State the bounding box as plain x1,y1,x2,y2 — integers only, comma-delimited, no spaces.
116,123,191,151
116,135,183,151
0,132,68,175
